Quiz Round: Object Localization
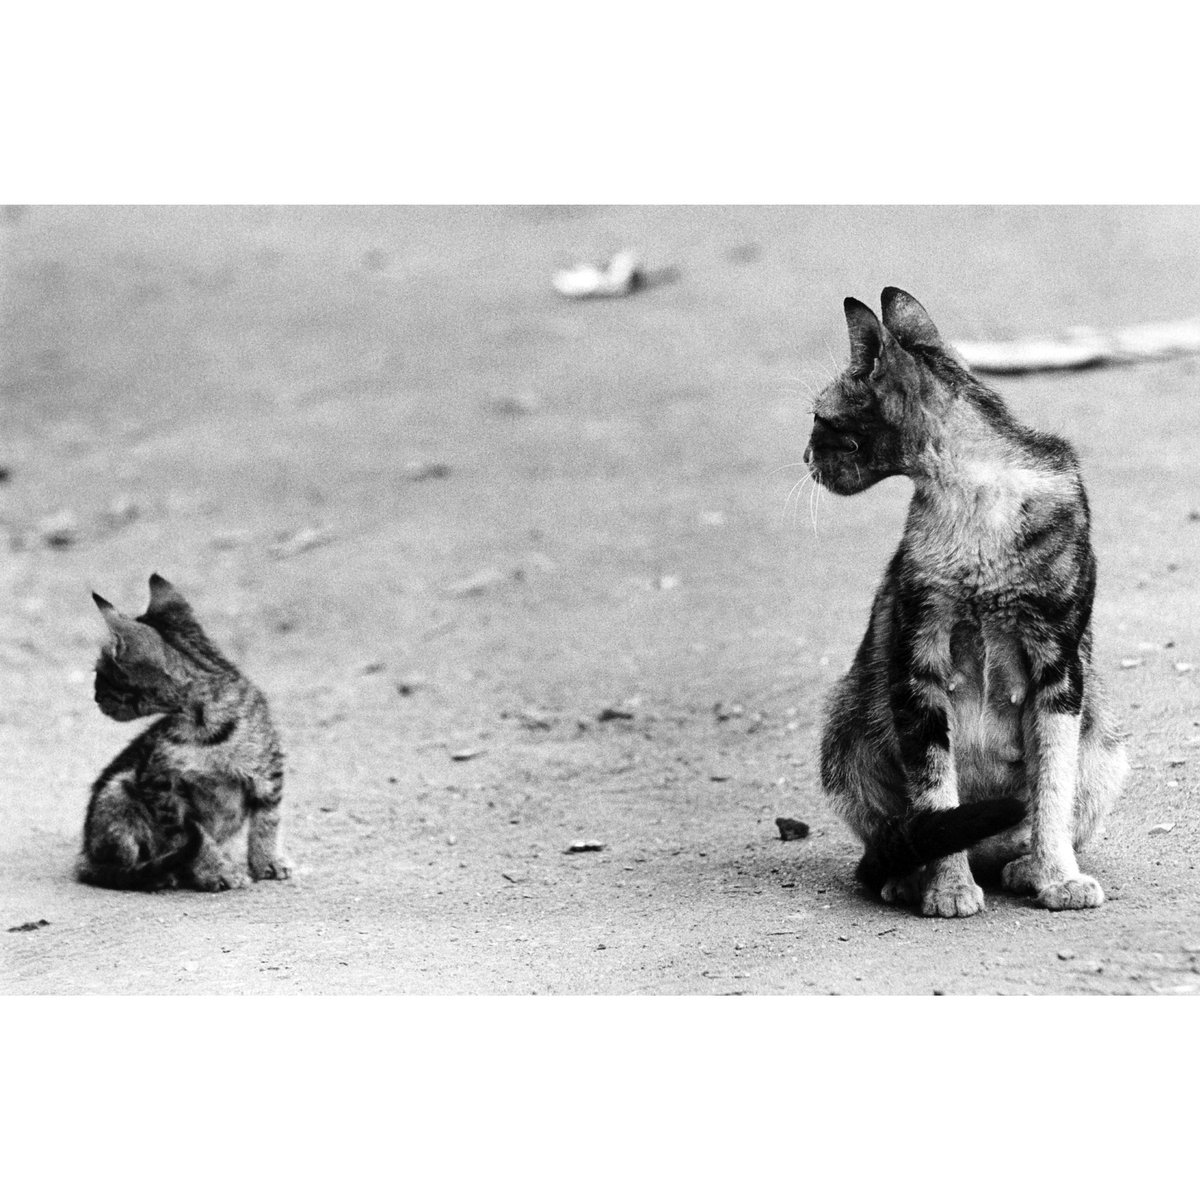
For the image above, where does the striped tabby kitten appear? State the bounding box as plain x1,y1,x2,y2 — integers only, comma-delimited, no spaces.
80,574,291,892
806,288,1127,917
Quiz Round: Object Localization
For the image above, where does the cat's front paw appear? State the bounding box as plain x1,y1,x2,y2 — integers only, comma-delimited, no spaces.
193,863,251,892
249,854,294,882
920,878,985,918
1037,875,1104,910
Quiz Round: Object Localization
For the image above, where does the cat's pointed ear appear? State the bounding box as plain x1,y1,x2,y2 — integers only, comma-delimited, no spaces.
146,573,193,617
844,297,886,375
881,287,945,349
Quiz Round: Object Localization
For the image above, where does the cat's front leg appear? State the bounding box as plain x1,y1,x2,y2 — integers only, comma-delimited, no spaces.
246,774,293,882
893,677,985,918
1002,704,1102,909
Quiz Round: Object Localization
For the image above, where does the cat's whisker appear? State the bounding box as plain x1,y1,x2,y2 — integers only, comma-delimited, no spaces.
781,472,809,527
767,461,811,478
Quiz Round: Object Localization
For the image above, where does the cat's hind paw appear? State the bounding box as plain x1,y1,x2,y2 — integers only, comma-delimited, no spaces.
1037,875,1104,910
249,855,294,882
1000,854,1040,895
880,874,919,906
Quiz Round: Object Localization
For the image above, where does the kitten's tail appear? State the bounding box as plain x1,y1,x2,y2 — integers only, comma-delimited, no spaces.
76,820,204,891
856,798,1027,891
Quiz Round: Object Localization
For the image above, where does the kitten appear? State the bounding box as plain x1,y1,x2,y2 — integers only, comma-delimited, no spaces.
806,287,1128,917
80,574,292,892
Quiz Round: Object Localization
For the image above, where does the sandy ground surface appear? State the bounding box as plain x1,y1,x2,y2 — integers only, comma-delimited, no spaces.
2,204,1199,995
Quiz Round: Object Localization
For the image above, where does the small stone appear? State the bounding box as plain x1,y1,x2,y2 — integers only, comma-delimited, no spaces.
1119,657,1143,670
403,460,451,482
105,494,140,526
445,567,506,597
565,840,605,854
488,391,541,416
1057,948,1076,961
775,817,810,842
446,833,458,846
183,961,198,972
38,509,80,548
449,746,485,762
1148,822,1176,835
271,526,335,558
1175,662,1195,674
597,705,635,722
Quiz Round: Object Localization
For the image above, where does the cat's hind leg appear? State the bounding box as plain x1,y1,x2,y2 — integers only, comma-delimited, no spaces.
78,776,178,890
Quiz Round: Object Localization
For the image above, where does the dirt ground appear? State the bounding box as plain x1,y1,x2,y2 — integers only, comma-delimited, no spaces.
2,205,1198,995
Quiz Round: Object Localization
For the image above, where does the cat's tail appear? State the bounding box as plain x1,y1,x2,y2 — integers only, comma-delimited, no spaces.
856,798,1027,891
76,820,204,892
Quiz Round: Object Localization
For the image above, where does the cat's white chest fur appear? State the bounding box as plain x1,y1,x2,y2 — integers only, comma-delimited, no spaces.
914,458,1070,590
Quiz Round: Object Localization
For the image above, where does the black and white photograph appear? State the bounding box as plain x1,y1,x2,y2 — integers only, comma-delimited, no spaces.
3,7,1197,1193
5,203,1198,997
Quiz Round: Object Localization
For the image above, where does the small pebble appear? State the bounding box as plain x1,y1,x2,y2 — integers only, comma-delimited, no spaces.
38,509,80,548
403,460,451,482
1057,949,1076,961
775,817,810,841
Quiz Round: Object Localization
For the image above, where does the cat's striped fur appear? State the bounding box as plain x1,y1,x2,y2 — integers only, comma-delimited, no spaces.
80,574,291,892
806,288,1127,916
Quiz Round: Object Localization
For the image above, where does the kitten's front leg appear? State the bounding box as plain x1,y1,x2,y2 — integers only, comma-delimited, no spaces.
1002,705,1102,909
893,676,984,919
246,772,293,882
188,824,251,892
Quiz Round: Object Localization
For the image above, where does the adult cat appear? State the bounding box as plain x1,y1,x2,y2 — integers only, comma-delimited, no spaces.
806,288,1127,917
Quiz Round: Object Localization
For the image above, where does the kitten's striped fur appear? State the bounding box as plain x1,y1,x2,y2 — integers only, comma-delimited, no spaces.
80,574,292,892
806,288,1127,917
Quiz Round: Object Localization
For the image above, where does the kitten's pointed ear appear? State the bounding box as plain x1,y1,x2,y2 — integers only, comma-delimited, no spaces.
880,287,944,349
844,297,885,375
93,592,122,631
146,573,191,616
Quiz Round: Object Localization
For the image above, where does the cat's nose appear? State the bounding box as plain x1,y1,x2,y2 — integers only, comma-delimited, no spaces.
803,442,813,465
